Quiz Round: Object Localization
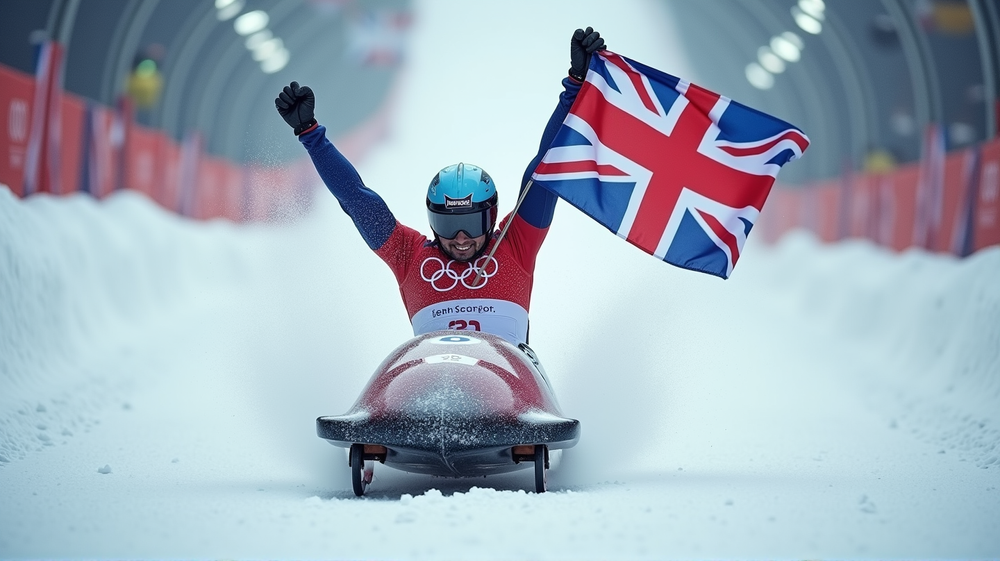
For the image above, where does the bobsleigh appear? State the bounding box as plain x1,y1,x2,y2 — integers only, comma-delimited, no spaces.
316,330,580,495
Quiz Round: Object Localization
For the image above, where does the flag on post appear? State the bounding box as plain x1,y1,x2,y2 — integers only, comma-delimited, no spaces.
178,131,202,216
912,123,945,249
531,51,809,279
23,39,65,195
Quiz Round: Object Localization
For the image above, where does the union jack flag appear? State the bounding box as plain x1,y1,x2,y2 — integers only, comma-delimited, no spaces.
532,51,809,279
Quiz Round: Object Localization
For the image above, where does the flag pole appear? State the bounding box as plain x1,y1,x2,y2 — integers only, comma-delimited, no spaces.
471,179,534,287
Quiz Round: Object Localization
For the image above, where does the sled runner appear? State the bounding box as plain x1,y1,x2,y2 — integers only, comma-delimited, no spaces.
316,331,580,495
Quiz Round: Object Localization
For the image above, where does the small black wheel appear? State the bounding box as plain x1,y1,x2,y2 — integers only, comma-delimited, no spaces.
350,443,367,496
534,444,548,493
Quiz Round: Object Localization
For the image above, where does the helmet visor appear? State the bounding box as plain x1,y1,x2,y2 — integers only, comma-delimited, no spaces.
428,208,494,239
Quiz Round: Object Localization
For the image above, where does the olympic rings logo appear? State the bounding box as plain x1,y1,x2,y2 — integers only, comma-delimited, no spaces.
420,255,499,292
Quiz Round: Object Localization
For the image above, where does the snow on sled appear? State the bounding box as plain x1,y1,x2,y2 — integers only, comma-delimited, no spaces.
316,330,580,496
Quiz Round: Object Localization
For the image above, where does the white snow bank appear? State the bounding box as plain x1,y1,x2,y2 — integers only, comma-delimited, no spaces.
0,184,265,464
741,231,1000,469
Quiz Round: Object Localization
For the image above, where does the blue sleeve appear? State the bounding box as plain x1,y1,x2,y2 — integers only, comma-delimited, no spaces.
298,125,397,250
517,77,582,229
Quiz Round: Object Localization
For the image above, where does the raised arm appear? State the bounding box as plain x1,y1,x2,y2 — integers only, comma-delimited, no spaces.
517,27,606,230
275,81,397,250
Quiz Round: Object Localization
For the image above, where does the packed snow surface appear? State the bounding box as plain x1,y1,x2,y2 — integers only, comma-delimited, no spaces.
2,0,999,558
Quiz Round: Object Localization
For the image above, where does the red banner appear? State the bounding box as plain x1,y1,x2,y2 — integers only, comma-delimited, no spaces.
973,138,1000,251
56,93,85,195
243,163,320,223
847,172,878,239
82,104,124,198
123,123,160,199
177,132,202,217
0,63,34,196
912,124,946,249
155,135,181,212
934,148,977,253
197,156,225,219
243,165,282,222
882,164,920,251
809,180,841,242
220,160,245,221
761,185,804,243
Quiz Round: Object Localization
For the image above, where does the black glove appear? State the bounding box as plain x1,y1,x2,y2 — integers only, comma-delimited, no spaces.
569,27,606,82
275,81,317,135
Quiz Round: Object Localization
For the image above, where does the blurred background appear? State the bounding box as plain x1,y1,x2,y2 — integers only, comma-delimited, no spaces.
0,0,997,254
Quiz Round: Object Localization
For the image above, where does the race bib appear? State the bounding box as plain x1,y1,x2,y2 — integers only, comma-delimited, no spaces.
411,298,528,345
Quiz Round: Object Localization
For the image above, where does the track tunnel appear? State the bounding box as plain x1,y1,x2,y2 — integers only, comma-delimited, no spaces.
0,0,997,252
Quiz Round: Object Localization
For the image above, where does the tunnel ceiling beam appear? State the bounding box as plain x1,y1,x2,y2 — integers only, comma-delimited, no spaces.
817,7,882,168
156,3,221,140
99,0,142,104
47,0,82,45
970,0,999,139
881,0,943,135
744,0,867,177
222,11,357,165
101,0,161,107
195,0,303,161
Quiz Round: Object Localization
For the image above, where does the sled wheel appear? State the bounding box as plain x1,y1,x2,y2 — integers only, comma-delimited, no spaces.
534,444,548,493
350,444,368,496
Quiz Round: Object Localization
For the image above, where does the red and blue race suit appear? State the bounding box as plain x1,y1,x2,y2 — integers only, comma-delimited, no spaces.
299,78,581,346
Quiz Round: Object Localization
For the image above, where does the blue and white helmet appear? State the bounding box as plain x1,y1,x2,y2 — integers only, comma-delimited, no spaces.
425,162,498,239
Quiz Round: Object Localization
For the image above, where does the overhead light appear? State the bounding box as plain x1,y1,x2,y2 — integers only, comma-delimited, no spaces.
252,38,283,61
792,7,823,34
223,6,288,75
949,121,976,145
234,10,268,36
215,0,244,21
891,110,916,136
745,63,774,90
261,48,290,74
781,31,804,49
245,29,273,51
757,46,786,73
798,0,826,19
770,32,803,62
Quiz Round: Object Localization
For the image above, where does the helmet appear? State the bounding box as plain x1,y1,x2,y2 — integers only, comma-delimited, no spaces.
426,162,498,239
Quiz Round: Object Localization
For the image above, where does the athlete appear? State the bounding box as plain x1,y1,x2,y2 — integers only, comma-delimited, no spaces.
275,28,606,347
